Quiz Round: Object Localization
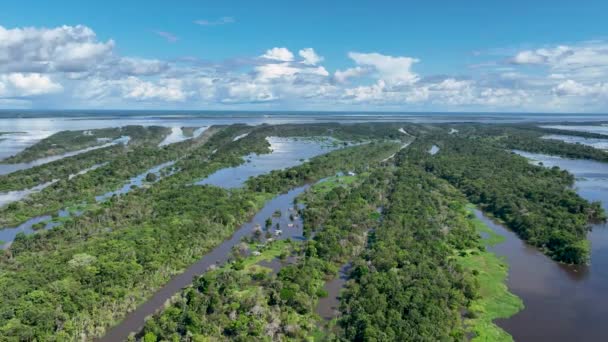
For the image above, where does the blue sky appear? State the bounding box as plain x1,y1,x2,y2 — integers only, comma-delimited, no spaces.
0,0,607,111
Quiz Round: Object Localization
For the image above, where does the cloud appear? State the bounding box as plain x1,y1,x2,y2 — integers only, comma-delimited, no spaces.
334,66,370,83
0,73,63,96
154,31,178,43
348,52,419,86
80,76,187,102
117,57,170,76
1,23,606,112
260,47,294,62
509,42,608,81
298,48,323,65
194,17,235,26
255,62,328,81
0,24,114,73
553,79,608,97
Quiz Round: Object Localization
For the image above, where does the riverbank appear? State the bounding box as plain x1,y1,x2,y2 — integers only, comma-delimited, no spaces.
459,205,523,341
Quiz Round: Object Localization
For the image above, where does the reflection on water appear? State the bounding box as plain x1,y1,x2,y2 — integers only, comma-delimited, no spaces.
195,137,340,188
489,150,608,341
429,145,440,155
99,185,311,341
541,124,608,136
316,262,351,320
159,126,207,146
0,131,54,161
0,136,130,176
0,180,58,208
3,113,606,161
95,160,176,202
543,134,608,150
0,160,177,248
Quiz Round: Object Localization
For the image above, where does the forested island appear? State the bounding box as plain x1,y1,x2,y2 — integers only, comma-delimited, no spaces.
0,121,606,341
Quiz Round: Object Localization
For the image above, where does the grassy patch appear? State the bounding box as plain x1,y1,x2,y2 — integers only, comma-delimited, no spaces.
243,240,290,269
460,205,524,342
465,204,505,246
311,175,358,195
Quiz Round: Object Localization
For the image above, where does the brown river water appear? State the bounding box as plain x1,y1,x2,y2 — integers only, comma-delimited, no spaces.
479,151,608,341
99,185,309,341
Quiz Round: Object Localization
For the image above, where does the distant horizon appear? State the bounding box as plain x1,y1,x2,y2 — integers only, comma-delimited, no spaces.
1,109,607,116
1,1,607,112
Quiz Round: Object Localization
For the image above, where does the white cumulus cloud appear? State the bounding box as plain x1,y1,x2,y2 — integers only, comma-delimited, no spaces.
0,25,114,73
348,52,420,86
260,47,294,62
298,48,323,65
0,73,63,96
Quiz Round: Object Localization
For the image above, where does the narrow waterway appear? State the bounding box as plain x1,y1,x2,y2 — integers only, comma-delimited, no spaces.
99,185,310,341
316,263,351,321
0,136,130,176
0,160,177,248
477,151,608,341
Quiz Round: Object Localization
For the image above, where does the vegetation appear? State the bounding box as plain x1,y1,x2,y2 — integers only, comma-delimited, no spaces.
3,125,171,163
1,121,605,341
408,133,604,264
337,163,479,341
458,205,523,341
0,126,401,341
447,124,608,162
142,166,391,341
0,126,172,193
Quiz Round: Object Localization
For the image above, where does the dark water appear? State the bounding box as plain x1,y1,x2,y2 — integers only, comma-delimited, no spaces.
195,137,339,188
316,263,351,321
258,255,298,275
482,151,608,341
99,185,310,341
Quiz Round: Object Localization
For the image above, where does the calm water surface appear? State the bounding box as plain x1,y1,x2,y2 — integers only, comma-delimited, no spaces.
195,137,340,188
0,136,129,175
2,113,607,162
0,160,176,248
541,124,608,136
484,151,608,341
99,185,310,341
542,134,608,150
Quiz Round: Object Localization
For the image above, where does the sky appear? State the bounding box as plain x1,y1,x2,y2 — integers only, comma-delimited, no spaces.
0,0,607,112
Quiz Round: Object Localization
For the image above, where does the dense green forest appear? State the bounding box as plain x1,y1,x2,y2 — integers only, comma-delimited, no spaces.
0,125,400,340
2,125,172,163
337,162,479,340
444,124,608,162
0,126,172,192
0,121,605,340
407,133,604,264
142,168,392,341
141,148,522,341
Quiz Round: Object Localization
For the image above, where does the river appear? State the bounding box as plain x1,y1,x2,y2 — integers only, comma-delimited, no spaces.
2,112,607,163
195,137,340,188
0,136,130,175
0,160,177,249
478,151,608,341
99,184,310,341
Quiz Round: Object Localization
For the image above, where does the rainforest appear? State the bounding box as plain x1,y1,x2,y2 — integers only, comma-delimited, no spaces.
1,115,608,341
